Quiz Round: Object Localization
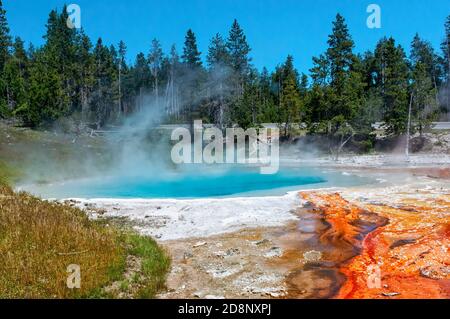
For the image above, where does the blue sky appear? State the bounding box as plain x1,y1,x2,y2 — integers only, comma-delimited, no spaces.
4,0,450,73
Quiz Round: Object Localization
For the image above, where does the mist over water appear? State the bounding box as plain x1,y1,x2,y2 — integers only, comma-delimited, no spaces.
98,64,240,179
108,98,174,178
26,166,372,199
15,96,371,199
14,64,378,199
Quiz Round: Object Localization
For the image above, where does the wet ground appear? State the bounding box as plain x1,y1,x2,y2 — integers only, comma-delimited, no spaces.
157,169,450,299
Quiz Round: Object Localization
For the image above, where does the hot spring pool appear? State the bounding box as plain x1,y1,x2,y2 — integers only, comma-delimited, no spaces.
24,166,371,199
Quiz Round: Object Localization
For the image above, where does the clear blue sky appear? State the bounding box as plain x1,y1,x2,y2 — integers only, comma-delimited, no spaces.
4,0,450,73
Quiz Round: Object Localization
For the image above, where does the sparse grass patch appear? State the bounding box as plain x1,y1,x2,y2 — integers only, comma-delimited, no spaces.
125,234,171,298
0,184,170,299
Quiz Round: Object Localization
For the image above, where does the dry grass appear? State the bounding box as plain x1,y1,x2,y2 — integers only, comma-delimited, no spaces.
0,183,170,298
0,123,170,298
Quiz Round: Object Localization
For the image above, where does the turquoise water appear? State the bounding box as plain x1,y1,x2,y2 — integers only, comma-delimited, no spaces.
26,166,371,199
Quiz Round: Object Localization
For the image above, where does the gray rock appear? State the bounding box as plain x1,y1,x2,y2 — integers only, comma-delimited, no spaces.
264,247,282,258
382,292,400,297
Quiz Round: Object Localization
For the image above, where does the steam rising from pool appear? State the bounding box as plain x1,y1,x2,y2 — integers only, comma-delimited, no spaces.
25,166,370,199
15,93,371,199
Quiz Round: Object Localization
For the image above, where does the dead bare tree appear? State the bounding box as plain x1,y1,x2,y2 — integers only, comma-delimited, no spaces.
405,93,414,160
330,121,355,161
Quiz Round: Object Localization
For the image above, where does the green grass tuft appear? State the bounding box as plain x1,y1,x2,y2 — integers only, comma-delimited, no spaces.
125,234,171,298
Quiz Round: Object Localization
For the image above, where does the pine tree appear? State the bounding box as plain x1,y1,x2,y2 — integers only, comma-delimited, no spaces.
442,15,450,83
132,52,151,111
308,55,330,125
37,7,77,121
280,72,301,137
226,20,251,74
231,68,260,129
117,40,128,115
44,6,77,77
299,73,309,96
441,15,450,115
3,37,29,116
2,5,448,133
207,33,229,68
327,14,354,87
206,33,232,126
325,14,363,121
411,33,441,87
374,37,409,135
226,19,251,94
12,37,28,72
359,51,383,130
182,29,202,68
181,29,205,122
275,56,302,137
0,0,10,117
17,6,84,126
0,0,10,70
308,14,365,141
258,67,277,123
90,38,116,128
148,38,163,98
282,55,297,83
118,40,127,71
25,49,67,127
109,45,118,66
360,51,377,91
411,62,438,135
74,30,94,121
107,44,122,119
170,44,180,66
410,35,439,134
164,44,181,118
310,54,329,86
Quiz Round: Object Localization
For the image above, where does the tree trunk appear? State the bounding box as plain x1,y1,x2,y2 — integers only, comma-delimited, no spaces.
118,63,122,119
405,93,413,159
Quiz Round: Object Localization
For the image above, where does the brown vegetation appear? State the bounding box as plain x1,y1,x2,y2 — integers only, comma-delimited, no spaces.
0,183,170,298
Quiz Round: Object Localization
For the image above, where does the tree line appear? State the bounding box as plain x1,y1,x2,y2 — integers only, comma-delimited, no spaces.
0,2,449,146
